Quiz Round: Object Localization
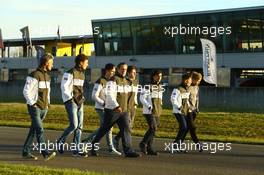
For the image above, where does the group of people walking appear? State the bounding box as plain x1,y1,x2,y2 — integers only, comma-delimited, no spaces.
21,53,203,161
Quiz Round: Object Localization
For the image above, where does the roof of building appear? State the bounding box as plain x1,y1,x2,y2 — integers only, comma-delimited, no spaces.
92,6,264,22
3,35,94,47
4,35,93,42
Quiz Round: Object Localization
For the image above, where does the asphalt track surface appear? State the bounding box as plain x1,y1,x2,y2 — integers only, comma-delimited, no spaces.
0,126,263,175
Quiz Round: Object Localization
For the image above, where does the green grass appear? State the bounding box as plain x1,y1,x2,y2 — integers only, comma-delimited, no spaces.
0,162,109,175
0,103,264,144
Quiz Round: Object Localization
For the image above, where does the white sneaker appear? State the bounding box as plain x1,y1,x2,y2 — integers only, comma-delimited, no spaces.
22,153,38,160
44,152,56,161
109,148,122,156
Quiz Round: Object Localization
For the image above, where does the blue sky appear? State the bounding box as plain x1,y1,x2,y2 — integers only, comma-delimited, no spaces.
1,0,263,39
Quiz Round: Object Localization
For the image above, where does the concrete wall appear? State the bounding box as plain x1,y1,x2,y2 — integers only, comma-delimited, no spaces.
0,81,93,104
0,82,263,111
1,52,263,88
1,52,264,70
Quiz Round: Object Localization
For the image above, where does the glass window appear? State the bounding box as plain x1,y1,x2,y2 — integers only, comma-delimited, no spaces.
148,18,161,54
102,22,112,55
209,13,223,53
232,11,249,52
111,21,121,55
262,10,264,51
141,19,151,37
247,10,262,52
131,19,141,54
179,15,197,54
7,46,23,57
102,22,112,38
222,12,235,52
92,22,104,56
193,14,208,54
160,17,175,54
171,16,182,54
195,13,223,53
93,8,264,56
111,21,121,38
120,21,133,55
140,19,151,54
121,21,131,37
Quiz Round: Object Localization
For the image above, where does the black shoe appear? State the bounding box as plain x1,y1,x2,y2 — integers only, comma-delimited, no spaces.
44,152,56,161
82,138,89,143
73,152,88,158
57,143,64,154
147,149,159,156
139,142,147,154
22,153,38,160
172,142,186,153
125,151,141,158
82,136,94,143
180,149,188,153
90,150,99,157
196,143,203,152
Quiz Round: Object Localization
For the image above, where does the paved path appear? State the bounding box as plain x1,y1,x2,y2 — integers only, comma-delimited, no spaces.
0,127,263,175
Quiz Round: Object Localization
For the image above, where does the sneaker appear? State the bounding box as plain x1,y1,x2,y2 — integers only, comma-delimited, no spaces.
109,148,122,156
44,152,56,161
147,149,159,156
73,152,88,158
113,137,119,151
22,153,38,160
125,151,141,158
139,142,147,155
90,150,99,157
83,144,89,154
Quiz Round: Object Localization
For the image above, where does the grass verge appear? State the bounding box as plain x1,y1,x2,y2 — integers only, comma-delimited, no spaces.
0,103,263,144
0,162,111,175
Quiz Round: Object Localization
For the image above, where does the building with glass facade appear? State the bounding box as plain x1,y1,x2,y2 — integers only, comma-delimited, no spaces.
91,6,264,87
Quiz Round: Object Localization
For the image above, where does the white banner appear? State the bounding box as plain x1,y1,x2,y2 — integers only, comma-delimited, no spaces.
200,38,217,86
